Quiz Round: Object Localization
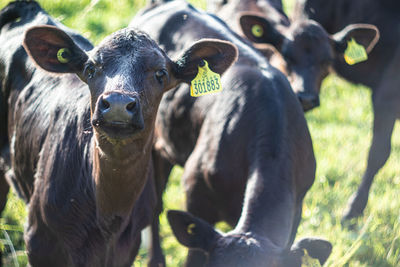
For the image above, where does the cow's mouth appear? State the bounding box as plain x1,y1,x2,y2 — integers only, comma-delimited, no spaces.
92,118,144,139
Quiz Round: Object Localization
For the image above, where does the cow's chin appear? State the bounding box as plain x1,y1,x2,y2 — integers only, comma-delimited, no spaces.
93,120,145,143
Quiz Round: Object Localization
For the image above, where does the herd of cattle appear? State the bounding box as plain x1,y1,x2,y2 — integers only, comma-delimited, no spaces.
0,0,398,266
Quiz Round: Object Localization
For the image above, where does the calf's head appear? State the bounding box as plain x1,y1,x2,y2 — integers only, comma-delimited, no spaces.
23,26,237,148
240,14,379,111
168,210,332,267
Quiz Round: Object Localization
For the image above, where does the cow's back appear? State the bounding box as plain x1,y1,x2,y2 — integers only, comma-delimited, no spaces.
133,0,315,208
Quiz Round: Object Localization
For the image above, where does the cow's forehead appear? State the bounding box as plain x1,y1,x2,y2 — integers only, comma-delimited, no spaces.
291,20,329,41
87,28,168,76
99,28,158,50
91,28,163,62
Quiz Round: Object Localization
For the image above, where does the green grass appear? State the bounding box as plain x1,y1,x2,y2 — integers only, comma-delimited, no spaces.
1,0,400,266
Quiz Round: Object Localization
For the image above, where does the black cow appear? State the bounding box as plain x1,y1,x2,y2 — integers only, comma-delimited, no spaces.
210,0,379,111
0,1,237,266
132,1,331,266
295,0,400,221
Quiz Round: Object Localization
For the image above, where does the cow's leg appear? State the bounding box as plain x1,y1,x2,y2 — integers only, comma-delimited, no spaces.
343,94,397,221
0,145,10,216
147,150,173,267
25,226,68,267
25,197,70,267
148,216,164,267
184,195,217,267
182,161,219,267
0,142,10,267
0,86,8,217
0,170,9,216
0,170,9,267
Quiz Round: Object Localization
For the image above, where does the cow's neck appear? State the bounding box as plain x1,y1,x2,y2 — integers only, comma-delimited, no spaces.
233,168,294,248
92,130,153,233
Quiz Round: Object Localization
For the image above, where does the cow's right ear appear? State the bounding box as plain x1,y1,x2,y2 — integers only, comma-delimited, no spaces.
167,210,222,252
23,25,88,73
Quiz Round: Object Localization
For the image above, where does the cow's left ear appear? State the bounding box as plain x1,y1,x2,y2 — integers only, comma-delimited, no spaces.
332,24,379,54
167,210,222,252
169,39,238,85
23,25,88,74
239,13,286,50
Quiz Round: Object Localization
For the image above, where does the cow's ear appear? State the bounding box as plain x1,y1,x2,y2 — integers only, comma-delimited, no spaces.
169,39,238,84
23,25,88,73
284,237,332,266
332,24,379,54
167,210,222,252
239,13,285,49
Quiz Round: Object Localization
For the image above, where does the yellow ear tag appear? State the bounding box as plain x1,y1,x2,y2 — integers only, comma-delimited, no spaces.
57,48,70,64
187,223,196,235
251,24,264,38
190,60,223,97
301,249,321,267
344,38,368,65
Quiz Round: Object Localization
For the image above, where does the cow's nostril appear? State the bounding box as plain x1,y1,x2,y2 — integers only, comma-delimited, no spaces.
101,98,110,110
126,100,136,112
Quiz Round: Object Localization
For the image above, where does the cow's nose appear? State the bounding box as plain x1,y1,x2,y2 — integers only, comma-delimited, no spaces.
298,93,320,112
98,93,139,123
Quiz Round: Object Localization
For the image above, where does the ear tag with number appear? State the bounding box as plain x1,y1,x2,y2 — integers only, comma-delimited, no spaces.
190,60,222,97
344,38,368,65
187,223,196,235
301,249,321,267
57,48,71,63
252,24,264,38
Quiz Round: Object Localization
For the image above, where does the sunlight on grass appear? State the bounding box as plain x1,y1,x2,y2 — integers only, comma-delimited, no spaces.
0,191,27,267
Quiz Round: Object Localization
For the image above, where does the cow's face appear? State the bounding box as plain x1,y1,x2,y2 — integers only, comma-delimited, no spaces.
23,26,238,146
279,20,332,111
81,30,174,141
240,14,379,112
167,210,332,267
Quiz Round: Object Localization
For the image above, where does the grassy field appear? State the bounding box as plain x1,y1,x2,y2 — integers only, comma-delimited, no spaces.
0,0,399,266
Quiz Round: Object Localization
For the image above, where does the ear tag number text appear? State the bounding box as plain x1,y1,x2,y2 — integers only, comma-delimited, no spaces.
344,38,368,65
190,60,222,97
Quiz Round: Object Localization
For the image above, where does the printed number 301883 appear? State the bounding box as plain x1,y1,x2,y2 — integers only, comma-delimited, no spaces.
190,60,223,97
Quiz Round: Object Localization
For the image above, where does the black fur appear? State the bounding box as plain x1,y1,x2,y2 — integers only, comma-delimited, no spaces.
132,1,331,266
297,0,400,221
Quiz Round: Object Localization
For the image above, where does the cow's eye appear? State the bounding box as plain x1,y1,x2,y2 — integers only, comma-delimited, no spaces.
84,63,96,79
155,69,167,84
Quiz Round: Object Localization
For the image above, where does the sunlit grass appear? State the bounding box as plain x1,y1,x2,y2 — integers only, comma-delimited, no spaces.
0,191,26,266
300,75,400,267
0,0,399,266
